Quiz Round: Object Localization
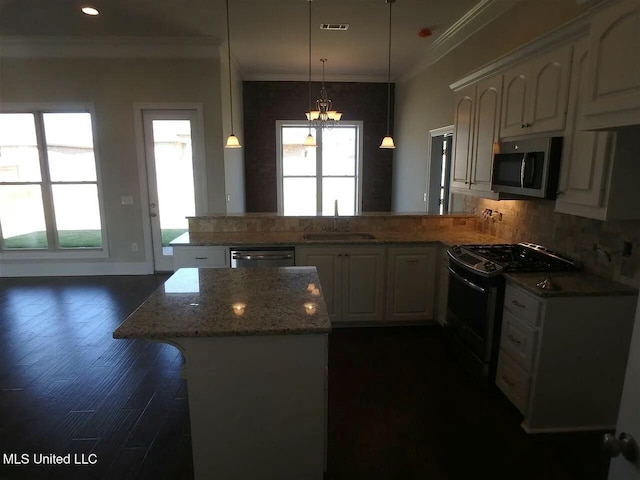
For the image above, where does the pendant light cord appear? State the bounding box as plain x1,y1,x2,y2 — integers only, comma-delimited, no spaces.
308,0,313,134
385,0,393,136
226,0,234,136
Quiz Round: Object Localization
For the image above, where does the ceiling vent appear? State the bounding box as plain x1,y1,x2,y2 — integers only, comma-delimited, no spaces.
320,23,349,31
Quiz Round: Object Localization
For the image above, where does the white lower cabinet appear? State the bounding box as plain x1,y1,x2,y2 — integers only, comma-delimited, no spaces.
497,282,638,433
386,246,437,322
173,246,230,270
296,246,385,324
436,246,450,326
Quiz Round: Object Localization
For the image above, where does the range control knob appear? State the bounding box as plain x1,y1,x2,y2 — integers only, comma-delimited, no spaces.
484,261,496,272
453,246,462,254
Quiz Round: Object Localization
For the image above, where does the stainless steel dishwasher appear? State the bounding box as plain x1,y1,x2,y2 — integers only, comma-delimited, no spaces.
230,246,295,268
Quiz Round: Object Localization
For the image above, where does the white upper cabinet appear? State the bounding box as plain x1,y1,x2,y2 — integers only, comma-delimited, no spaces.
501,44,572,138
450,86,475,190
556,38,640,220
581,0,640,129
450,75,502,197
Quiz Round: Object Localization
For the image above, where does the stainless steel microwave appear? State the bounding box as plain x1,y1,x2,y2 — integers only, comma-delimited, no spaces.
491,137,563,199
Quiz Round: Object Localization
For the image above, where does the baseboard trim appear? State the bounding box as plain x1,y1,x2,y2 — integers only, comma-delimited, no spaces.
0,261,153,277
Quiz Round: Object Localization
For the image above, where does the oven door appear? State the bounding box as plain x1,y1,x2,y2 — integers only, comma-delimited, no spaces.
446,262,499,363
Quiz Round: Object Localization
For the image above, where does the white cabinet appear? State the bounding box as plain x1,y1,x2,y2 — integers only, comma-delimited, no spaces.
296,246,385,324
555,39,640,220
386,246,436,322
435,246,450,326
450,75,502,197
581,0,640,129
497,282,637,433
500,44,572,138
173,246,229,270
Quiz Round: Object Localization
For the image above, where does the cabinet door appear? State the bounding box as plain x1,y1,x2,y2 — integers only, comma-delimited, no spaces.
436,246,449,326
450,86,475,189
556,39,613,211
296,247,342,323
386,246,436,321
342,247,385,323
526,44,572,134
585,0,640,121
501,64,530,138
470,75,502,192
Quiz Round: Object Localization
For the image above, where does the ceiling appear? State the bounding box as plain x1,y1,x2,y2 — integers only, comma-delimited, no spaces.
0,0,519,81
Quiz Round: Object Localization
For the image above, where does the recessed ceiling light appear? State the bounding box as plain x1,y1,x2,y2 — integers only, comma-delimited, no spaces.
81,6,100,16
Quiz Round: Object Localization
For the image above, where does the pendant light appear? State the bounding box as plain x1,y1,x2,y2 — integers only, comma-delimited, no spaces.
224,0,241,149
380,0,396,149
304,0,317,147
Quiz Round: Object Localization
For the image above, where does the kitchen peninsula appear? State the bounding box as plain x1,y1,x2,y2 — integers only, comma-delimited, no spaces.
113,266,331,480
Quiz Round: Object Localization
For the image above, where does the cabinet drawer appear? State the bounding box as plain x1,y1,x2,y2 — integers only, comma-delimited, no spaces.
173,246,229,269
504,284,541,326
496,351,531,414
500,310,538,372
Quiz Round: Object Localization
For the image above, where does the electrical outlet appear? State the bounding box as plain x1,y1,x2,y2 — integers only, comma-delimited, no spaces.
423,193,427,202
131,243,138,252
227,194,231,202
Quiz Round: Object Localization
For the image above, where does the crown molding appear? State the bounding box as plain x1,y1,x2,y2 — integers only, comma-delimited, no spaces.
0,36,220,58
448,11,591,91
399,0,523,84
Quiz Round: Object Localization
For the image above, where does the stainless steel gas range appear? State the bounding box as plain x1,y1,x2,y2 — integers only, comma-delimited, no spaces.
445,243,581,380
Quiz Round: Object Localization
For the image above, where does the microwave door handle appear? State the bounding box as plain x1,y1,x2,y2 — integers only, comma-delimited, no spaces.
520,153,527,188
525,154,536,187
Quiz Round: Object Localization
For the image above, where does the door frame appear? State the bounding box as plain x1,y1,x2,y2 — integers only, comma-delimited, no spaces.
133,103,207,273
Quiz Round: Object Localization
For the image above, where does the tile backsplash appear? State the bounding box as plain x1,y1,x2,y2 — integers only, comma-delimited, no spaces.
188,213,475,234
462,196,640,288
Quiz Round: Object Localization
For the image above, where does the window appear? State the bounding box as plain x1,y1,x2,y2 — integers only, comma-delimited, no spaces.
277,121,363,216
0,110,106,254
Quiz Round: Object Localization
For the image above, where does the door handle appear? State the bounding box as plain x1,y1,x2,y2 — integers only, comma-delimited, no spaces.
603,432,639,462
150,212,157,217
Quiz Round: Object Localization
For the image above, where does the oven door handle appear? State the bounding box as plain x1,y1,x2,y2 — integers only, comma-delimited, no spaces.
448,266,487,294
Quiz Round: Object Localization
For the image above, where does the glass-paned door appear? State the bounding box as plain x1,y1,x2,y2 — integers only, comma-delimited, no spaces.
142,110,205,271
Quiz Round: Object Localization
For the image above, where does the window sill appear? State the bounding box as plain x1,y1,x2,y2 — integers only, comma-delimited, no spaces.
0,248,109,260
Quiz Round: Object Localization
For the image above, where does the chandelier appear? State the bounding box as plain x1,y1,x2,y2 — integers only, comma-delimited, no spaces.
306,58,343,128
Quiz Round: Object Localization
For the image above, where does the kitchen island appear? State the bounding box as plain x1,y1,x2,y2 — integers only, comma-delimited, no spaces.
113,266,331,480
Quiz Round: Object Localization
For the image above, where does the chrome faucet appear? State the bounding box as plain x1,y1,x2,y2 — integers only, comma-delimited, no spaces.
333,199,339,232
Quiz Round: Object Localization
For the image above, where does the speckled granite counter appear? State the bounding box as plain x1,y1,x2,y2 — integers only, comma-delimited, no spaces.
170,230,505,247
113,266,330,478
113,266,331,339
505,271,638,298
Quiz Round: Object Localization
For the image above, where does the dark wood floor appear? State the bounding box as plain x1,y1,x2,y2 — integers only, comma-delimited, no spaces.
0,275,609,479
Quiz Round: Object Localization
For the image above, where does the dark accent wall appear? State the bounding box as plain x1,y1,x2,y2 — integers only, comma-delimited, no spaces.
243,81,394,212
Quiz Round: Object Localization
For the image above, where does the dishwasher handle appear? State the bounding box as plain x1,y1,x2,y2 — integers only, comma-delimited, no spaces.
232,253,294,261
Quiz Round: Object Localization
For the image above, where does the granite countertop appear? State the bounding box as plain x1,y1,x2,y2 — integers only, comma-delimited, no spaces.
113,267,331,339
170,230,505,247
505,271,638,298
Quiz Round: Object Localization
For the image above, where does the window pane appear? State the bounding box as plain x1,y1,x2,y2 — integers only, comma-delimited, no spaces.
282,127,316,176
0,185,48,249
283,178,316,216
0,113,42,182
322,178,355,216
52,184,102,248
152,120,195,247
44,113,97,182
322,127,356,176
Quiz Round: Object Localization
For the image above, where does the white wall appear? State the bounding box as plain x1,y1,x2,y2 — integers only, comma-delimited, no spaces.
0,55,227,275
392,0,588,212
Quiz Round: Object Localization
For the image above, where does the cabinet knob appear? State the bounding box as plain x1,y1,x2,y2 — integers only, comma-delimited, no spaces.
521,124,526,128
603,432,639,462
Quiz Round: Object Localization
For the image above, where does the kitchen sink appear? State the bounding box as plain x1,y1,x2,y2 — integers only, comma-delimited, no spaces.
302,232,376,241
